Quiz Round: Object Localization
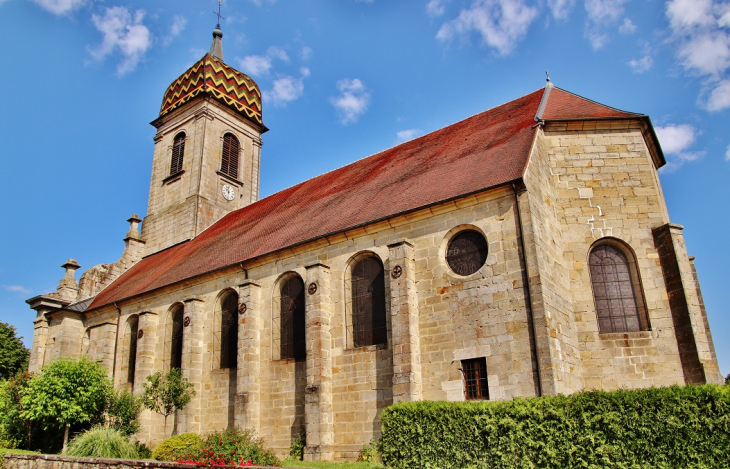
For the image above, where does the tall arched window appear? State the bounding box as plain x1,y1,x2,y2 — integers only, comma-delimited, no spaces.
220,291,239,369
220,133,240,179
589,240,648,333
170,133,186,176
281,276,306,360
352,256,387,347
167,305,184,370
127,316,139,385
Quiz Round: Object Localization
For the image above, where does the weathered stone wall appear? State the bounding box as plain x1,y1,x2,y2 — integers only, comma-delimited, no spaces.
3,454,286,469
541,121,686,390
142,98,262,256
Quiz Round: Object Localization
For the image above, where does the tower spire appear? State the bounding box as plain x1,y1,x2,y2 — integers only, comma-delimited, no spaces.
210,0,224,60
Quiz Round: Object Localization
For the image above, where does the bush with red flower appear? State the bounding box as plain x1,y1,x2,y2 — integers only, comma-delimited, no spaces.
174,428,280,467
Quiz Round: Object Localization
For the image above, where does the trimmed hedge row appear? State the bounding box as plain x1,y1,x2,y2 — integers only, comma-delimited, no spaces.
379,385,730,469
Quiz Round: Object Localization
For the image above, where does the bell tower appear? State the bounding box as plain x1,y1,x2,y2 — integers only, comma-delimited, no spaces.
141,25,267,256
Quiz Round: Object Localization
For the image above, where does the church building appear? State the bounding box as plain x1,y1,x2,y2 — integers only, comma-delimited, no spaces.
26,25,723,461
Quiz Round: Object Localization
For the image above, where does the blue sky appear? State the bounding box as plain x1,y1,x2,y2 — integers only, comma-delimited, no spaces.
0,0,728,377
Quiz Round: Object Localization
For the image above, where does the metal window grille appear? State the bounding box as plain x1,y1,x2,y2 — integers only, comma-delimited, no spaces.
220,292,239,369
589,244,643,333
462,357,489,400
127,317,138,384
446,230,488,276
220,133,240,179
352,257,387,348
167,306,184,371
281,277,306,360
170,133,186,176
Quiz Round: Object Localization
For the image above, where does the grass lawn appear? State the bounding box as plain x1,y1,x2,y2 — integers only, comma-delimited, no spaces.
281,460,383,469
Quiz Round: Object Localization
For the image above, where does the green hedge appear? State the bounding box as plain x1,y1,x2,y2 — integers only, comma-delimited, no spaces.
379,385,730,469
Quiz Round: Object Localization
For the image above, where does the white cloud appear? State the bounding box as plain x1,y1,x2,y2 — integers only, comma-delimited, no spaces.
239,55,273,76
666,0,730,111
0,0,12,5
246,0,276,5
436,0,538,56
547,0,575,20
163,15,187,46
619,18,636,34
726,143,730,161
300,46,313,61
2,285,30,294
706,79,730,111
655,124,703,170
263,68,310,107
267,46,290,62
426,0,450,17
397,129,422,142
628,54,653,73
583,0,629,49
31,0,86,15
89,6,151,75
330,78,371,125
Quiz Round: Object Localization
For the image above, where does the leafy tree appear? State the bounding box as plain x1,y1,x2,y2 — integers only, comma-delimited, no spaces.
0,373,34,449
726,373,729,385
0,322,29,380
142,368,195,435
20,357,111,451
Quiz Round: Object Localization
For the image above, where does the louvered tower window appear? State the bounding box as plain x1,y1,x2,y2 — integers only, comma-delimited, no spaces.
589,242,648,333
220,133,240,179
168,306,184,370
352,257,387,348
127,316,138,385
170,133,186,176
446,230,488,276
281,276,306,360
220,292,239,369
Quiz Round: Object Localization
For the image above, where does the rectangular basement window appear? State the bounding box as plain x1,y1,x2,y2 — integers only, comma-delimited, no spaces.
461,357,489,400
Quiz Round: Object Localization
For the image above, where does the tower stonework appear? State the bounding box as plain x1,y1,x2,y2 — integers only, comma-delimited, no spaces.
141,29,266,256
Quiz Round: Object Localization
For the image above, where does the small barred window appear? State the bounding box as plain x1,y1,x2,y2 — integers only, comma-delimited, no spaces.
220,133,240,179
589,243,646,333
446,230,488,276
352,257,387,348
170,133,186,176
462,357,489,400
220,292,239,369
281,276,306,360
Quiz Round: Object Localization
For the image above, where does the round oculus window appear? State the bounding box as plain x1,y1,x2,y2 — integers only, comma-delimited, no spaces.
446,230,488,276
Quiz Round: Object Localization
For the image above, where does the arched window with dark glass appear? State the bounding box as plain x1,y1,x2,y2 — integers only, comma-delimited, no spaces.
168,305,184,370
589,241,648,333
127,316,139,385
220,133,240,179
220,291,239,369
281,276,306,360
352,256,387,348
170,132,186,176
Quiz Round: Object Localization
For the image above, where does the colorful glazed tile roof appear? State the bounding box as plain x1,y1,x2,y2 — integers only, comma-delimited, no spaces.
89,86,658,311
159,53,263,126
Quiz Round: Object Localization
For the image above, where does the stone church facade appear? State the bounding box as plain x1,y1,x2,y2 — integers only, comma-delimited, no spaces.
26,28,723,461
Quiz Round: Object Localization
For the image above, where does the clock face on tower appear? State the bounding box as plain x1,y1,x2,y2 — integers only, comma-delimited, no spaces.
222,184,235,201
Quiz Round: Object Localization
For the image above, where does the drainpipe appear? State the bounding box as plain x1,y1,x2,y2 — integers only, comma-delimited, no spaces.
112,302,122,382
512,181,543,397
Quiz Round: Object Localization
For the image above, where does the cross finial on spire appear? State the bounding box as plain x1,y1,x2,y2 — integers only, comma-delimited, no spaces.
214,0,225,29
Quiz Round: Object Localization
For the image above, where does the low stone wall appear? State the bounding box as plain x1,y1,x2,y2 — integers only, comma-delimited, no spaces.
3,454,293,469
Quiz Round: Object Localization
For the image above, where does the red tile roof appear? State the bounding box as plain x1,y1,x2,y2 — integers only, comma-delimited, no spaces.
88,86,646,310
541,87,641,120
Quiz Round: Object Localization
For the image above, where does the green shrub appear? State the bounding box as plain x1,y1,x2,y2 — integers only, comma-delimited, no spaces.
379,384,730,469
104,389,142,436
289,426,306,461
64,427,139,459
178,428,280,467
133,440,152,459
151,432,203,461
